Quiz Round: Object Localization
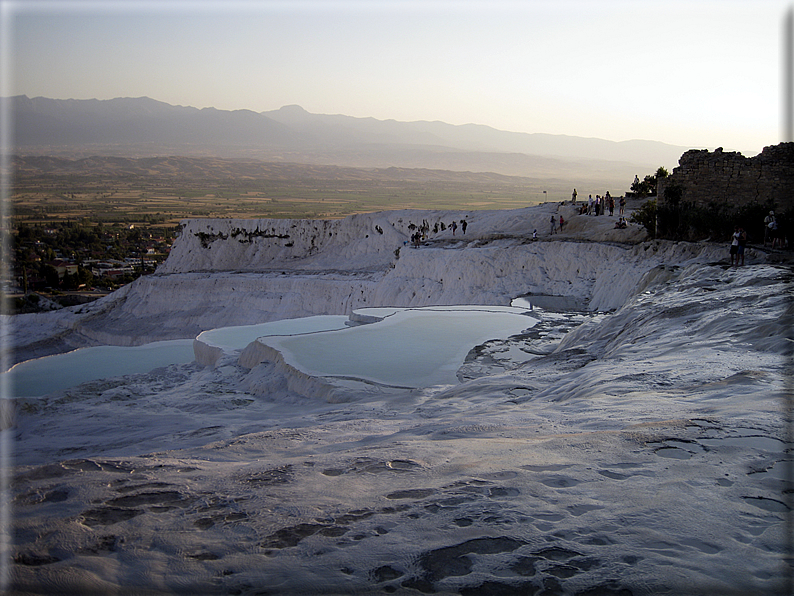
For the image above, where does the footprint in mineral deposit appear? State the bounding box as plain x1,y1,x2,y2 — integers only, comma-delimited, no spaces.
370,565,404,583
742,496,790,513
79,506,143,527
521,464,570,472
539,476,581,488
475,471,519,481
14,552,61,566
411,536,526,583
322,458,422,476
568,504,604,517
238,465,293,486
597,470,631,480
78,534,122,555
105,490,190,508
651,439,705,459
259,523,345,549
114,481,171,494
488,486,521,498
385,488,436,500
15,487,69,506
187,551,219,561
532,546,584,561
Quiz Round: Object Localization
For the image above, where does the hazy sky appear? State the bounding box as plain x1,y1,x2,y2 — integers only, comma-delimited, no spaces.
3,0,792,155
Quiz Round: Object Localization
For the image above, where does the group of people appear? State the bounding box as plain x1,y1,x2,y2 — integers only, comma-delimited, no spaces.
549,214,565,234
451,219,467,235
728,210,790,266
763,210,784,249
549,188,636,237
407,218,468,248
572,189,625,217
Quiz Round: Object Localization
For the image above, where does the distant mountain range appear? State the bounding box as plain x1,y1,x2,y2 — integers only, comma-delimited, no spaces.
9,95,693,183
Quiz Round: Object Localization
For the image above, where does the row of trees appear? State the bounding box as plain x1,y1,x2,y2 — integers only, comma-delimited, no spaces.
29,263,95,291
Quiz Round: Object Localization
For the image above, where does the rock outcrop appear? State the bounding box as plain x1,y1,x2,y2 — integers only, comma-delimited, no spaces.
657,142,794,210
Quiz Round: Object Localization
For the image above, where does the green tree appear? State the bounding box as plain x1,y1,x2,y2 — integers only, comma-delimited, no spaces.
62,272,78,290
41,264,60,288
629,198,657,237
630,167,669,198
76,266,94,287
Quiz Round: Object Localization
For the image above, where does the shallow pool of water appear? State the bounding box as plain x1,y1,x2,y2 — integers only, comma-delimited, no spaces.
8,306,538,397
197,315,350,349
261,307,538,387
6,339,196,398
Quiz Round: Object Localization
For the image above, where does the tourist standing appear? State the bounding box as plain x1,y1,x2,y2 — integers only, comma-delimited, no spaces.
550,215,557,235
730,226,741,266
770,219,781,249
588,195,594,215
619,196,626,215
571,188,577,203
764,211,775,246
737,227,747,266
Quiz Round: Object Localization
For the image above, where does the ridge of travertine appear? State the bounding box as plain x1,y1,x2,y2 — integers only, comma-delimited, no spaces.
8,204,753,367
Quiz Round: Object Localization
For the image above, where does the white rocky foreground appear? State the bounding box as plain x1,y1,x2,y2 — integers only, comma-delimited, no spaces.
5,203,793,596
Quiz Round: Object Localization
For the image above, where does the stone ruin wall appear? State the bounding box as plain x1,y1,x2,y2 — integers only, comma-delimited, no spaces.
657,142,794,211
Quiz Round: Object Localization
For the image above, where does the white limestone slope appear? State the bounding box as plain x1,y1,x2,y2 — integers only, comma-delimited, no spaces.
8,205,792,596
8,204,745,366
9,251,791,596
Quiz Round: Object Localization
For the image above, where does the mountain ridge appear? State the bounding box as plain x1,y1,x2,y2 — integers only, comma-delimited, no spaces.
9,95,695,181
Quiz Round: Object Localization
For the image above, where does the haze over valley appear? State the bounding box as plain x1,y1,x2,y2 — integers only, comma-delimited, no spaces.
10,95,693,193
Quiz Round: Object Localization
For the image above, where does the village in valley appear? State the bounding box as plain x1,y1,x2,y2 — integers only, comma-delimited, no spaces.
10,220,174,312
